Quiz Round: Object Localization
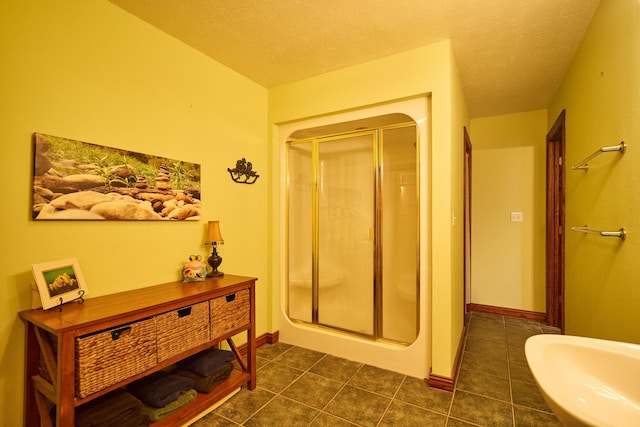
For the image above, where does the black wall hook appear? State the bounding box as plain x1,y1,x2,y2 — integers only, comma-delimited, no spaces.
228,158,259,184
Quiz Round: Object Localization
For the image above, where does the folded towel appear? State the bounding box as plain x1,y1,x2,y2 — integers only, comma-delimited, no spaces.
179,348,235,377
75,388,147,427
141,388,197,422
176,361,234,392
127,371,195,408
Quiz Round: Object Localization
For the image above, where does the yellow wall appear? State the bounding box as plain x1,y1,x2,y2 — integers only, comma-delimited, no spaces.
1,2,472,424
445,50,469,376
470,110,548,312
0,1,268,424
269,40,469,379
549,0,640,342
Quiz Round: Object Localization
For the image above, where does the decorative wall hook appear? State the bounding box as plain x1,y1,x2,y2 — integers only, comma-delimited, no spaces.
228,158,259,184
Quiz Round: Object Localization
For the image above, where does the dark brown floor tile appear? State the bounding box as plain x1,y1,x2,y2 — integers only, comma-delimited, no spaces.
511,379,552,412
378,400,447,426
256,342,293,360
508,342,528,364
446,418,481,426
460,351,510,379
244,395,319,427
469,315,504,326
395,376,452,414
324,385,391,427
255,356,270,371
514,405,562,426
348,364,405,397
456,368,511,402
281,372,344,409
509,359,535,384
255,361,304,393
212,387,275,424
506,329,540,347
450,390,513,427
464,336,507,359
309,354,363,383
470,312,504,323
507,324,540,336
466,321,506,343
504,316,543,329
274,346,325,370
310,412,359,426
190,411,240,427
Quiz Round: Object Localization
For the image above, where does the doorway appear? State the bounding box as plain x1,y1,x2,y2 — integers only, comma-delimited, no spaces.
546,110,566,332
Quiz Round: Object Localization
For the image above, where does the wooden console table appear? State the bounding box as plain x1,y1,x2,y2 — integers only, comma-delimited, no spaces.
20,274,257,427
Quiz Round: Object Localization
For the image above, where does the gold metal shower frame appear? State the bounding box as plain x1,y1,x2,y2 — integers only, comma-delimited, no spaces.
284,120,421,345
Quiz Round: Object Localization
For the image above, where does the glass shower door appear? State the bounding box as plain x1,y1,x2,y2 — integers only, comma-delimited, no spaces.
286,119,418,343
316,132,375,335
380,125,418,343
287,141,313,323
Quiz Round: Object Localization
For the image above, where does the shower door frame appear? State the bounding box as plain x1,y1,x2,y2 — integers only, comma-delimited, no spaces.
286,122,419,344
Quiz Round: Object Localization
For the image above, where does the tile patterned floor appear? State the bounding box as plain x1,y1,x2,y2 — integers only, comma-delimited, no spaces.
191,312,562,426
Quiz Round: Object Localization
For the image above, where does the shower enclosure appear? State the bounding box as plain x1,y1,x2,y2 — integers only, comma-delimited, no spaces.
287,114,419,344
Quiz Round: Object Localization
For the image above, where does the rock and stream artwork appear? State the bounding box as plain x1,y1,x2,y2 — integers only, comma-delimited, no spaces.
32,133,201,220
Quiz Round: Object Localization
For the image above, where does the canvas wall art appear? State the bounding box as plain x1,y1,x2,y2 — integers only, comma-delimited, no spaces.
32,133,201,220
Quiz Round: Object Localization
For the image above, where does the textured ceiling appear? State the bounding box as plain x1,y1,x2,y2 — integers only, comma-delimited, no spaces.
109,0,600,118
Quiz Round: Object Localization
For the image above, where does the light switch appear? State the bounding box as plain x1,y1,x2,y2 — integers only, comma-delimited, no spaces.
511,212,523,222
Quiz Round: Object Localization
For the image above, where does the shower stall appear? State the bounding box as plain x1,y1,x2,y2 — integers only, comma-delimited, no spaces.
277,97,429,378
287,115,419,343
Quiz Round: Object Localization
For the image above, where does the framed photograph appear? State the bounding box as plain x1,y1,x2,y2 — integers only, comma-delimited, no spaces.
32,258,88,310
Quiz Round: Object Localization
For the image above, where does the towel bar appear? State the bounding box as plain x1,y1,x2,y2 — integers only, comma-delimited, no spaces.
571,226,626,241
572,141,626,171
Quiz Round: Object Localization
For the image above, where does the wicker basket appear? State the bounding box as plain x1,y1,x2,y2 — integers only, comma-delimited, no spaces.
75,317,156,398
156,301,210,362
210,289,250,340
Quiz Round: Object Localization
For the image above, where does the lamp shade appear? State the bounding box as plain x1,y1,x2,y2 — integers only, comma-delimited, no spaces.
207,221,224,243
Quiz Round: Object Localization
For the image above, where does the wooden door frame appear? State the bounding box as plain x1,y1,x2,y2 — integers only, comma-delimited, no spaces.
463,127,472,316
546,110,566,332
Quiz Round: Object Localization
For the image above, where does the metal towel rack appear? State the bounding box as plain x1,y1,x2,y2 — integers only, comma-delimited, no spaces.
571,226,626,241
572,141,626,170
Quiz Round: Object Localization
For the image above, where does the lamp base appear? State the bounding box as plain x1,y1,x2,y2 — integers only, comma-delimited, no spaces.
207,246,224,278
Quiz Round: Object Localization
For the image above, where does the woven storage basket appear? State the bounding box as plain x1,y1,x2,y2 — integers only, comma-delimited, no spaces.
210,289,250,340
75,317,156,398
156,301,210,362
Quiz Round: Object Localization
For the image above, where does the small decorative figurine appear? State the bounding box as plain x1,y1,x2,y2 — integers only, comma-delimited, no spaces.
182,255,207,282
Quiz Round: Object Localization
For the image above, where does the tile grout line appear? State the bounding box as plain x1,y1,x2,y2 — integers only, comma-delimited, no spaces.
278,349,341,426
374,374,408,427
276,348,368,426
236,345,306,425
312,358,362,426
503,315,517,427
238,346,301,425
